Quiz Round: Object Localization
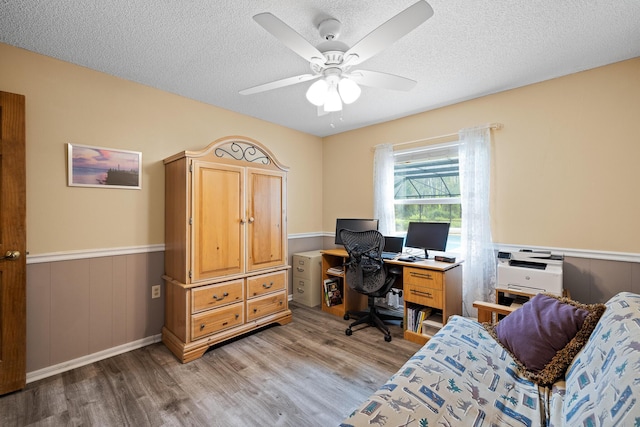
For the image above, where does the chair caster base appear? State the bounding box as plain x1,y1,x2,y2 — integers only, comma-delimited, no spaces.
384,334,392,342
343,314,350,321
345,328,353,336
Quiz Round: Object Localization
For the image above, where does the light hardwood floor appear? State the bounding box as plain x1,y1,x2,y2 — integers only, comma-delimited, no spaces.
0,302,420,426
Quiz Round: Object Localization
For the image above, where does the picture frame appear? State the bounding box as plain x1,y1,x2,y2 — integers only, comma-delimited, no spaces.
67,143,142,189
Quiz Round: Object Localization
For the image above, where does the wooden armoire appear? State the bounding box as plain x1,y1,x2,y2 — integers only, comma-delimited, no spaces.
162,136,291,363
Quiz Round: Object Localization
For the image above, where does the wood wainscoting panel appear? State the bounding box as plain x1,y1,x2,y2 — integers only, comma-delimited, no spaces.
50,259,91,365
25,251,165,374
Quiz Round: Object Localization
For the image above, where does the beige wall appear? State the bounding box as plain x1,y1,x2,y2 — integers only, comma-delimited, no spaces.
6,41,637,256
1,43,323,255
323,57,640,254
1,42,638,376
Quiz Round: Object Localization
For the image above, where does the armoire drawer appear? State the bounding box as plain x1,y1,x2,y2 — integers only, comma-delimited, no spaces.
191,302,244,340
191,279,244,313
247,270,286,298
246,291,287,321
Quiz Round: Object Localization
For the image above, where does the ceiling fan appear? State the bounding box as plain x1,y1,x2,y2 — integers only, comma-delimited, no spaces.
239,1,434,113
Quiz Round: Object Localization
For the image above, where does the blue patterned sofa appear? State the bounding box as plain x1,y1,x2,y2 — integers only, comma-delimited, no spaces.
341,292,640,426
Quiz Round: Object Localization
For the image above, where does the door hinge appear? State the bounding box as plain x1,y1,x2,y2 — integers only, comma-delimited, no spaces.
189,270,193,278
189,163,193,172
189,217,193,225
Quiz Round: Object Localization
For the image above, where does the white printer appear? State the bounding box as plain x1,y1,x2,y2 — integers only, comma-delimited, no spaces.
497,249,564,296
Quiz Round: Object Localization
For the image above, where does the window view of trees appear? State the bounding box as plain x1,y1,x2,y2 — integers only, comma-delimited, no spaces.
394,146,461,250
395,203,461,232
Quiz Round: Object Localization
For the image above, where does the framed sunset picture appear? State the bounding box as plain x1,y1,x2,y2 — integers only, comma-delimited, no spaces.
67,143,142,189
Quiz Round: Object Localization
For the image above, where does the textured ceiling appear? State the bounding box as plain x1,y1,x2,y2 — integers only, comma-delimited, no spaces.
1,0,639,137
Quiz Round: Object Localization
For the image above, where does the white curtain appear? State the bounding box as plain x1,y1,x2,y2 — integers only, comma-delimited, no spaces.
373,143,401,308
459,126,497,317
373,143,395,235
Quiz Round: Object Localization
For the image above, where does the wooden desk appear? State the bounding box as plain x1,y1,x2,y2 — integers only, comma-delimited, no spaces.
320,249,463,345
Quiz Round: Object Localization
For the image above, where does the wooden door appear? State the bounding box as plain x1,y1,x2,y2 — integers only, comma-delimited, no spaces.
246,168,285,271
192,161,244,282
0,91,27,395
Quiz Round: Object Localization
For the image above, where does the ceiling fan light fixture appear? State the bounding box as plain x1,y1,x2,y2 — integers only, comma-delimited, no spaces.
324,84,342,112
305,79,329,106
338,77,361,104
245,2,435,118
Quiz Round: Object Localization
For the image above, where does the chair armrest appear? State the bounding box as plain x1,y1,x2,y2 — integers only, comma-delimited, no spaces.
473,301,518,323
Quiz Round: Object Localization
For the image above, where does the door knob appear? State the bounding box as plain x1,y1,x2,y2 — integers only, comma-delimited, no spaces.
2,250,20,260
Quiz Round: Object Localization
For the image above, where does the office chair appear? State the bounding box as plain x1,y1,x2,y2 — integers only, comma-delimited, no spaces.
340,229,403,342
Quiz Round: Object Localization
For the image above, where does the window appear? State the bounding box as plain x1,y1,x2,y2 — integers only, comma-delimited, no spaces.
394,143,461,252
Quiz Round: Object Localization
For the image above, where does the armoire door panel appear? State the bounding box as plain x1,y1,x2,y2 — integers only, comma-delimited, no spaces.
193,162,244,281
247,169,285,271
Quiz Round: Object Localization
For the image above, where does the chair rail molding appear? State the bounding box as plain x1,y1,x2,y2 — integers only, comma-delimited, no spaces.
26,241,640,264
26,244,166,264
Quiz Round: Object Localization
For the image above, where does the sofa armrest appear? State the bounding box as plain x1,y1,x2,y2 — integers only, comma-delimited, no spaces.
473,300,518,323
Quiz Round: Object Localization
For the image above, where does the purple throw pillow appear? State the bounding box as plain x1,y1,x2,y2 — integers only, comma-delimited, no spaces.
495,294,588,372
484,293,606,385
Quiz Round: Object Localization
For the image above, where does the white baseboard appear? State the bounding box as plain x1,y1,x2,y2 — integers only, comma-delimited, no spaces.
26,334,162,384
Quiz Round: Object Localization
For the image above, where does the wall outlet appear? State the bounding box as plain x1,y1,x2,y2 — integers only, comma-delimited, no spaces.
151,284,161,299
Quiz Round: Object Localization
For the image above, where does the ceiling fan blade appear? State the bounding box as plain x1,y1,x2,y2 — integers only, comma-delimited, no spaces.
348,70,417,91
344,1,434,66
239,74,320,95
253,13,325,64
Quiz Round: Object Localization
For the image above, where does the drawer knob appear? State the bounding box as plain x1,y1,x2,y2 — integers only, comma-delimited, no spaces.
262,281,274,289
296,267,304,272
235,314,239,319
212,292,229,301
253,308,258,313
297,288,304,293
200,323,206,330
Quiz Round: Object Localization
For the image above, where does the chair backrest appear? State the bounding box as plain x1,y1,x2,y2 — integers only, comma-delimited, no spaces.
340,229,389,295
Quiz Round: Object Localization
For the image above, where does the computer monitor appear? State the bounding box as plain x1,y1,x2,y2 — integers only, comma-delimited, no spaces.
383,236,404,254
334,218,379,245
405,222,450,259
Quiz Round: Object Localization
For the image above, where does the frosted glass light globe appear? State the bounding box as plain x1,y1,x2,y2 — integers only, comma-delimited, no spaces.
338,78,361,104
324,85,343,112
305,79,329,106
